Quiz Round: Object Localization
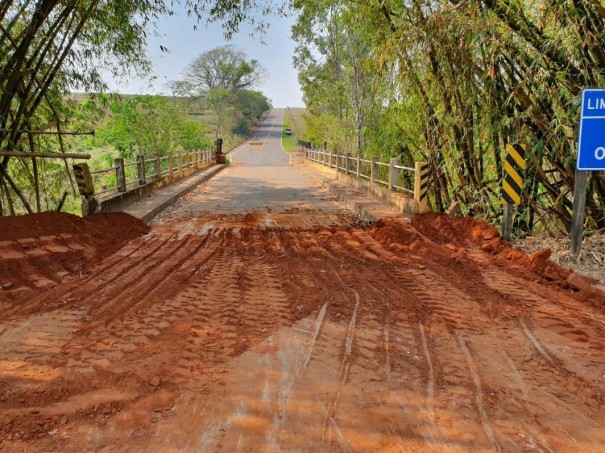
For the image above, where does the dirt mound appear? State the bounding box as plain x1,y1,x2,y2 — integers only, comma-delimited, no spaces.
371,213,605,308
0,212,149,301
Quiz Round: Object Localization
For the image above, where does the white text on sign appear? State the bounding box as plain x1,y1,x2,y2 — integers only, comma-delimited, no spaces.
586,98,605,110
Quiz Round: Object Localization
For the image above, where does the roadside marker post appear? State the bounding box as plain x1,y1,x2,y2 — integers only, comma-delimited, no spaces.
501,144,527,241
571,88,605,257
414,162,429,213
72,163,94,196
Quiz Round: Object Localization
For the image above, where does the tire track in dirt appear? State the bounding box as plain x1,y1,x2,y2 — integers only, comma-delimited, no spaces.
285,232,439,449
57,231,226,378
365,222,605,450
319,268,360,448
5,209,605,452
90,232,217,321
325,228,504,447
352,224,566,449
3,233,165,319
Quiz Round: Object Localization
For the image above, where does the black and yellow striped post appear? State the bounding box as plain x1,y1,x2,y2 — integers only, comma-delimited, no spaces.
72,163,94,196
414,162,430,213
501,144,527,240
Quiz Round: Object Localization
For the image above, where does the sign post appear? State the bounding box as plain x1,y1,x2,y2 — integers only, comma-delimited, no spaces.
571,88,605,257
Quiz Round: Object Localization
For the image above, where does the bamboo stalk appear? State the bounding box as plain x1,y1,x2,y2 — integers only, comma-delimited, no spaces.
0,151,91,159
0,129,94,136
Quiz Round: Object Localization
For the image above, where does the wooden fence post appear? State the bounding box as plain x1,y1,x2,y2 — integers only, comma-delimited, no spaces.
114,158,126,192
167,155,173,175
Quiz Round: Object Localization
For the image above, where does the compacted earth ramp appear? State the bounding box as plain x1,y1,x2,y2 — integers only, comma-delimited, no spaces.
1,109,605,452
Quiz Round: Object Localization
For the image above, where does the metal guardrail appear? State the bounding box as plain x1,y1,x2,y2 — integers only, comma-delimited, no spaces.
89,149,215,199
298,141,429,210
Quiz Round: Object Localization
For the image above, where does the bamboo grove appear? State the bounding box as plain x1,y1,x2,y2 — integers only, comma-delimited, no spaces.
293,0,605,234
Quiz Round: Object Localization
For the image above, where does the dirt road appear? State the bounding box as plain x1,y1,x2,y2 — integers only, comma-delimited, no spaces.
2,109,605,452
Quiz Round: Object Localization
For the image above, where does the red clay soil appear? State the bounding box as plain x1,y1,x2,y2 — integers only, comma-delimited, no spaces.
2,208,605,452
409,212,605,308
0,212,148,300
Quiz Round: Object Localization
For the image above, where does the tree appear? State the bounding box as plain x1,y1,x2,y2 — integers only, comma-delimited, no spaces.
164,80,194,99
184,45,267,94
205,89,233,139
234,90,271,119
174,46,271,139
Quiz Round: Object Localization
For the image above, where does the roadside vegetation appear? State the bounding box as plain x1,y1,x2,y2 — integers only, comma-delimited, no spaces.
293,0,605,236
281,108,306,152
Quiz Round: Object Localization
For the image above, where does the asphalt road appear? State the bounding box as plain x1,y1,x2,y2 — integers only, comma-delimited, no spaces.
170,108,343,217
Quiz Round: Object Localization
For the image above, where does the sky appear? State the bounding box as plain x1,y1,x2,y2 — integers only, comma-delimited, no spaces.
105,9,305,108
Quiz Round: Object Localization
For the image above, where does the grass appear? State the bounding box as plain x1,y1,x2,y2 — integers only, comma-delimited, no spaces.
281,107,306,152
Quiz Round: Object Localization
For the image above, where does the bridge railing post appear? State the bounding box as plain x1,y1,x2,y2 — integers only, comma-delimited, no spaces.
346,153,352,175
114,158,126,192
137,155,146,186
389,158,398,191
155,155,161,179
167,155,173,175
370,156,378,184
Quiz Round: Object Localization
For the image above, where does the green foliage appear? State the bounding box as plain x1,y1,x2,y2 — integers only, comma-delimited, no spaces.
233,90,272,132
97,95,212,157
184,45,267,93
282,107,306,152
293,0,605,233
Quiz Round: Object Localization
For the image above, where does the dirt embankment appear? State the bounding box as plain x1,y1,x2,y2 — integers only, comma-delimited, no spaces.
384,212,605,308
0,212,148,301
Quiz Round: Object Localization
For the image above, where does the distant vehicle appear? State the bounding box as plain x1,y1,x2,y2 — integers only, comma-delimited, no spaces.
284,128,292,136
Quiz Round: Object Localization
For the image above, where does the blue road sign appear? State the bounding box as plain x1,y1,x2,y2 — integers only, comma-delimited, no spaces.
578,88,605,170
